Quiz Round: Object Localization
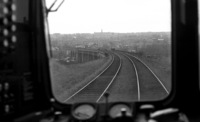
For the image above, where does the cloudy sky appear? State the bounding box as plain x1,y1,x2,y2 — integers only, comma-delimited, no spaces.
46,0,171,34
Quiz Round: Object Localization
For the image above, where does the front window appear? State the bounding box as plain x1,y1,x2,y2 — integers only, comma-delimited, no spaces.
46,0,171,103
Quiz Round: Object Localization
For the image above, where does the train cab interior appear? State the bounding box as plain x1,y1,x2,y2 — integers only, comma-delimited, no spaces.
0,0,200,122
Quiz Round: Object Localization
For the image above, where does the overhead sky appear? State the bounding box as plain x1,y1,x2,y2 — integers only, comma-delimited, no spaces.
46,0,171,34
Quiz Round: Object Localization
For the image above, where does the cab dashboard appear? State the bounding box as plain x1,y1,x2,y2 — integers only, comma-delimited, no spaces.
0,0,200,122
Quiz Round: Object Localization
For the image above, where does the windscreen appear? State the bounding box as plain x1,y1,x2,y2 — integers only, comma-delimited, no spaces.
46,0,171,103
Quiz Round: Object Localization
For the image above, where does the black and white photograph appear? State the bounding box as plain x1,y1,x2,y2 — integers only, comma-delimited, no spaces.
0,0,199,122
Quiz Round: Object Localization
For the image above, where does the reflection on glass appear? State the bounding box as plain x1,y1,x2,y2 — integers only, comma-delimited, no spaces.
47,0,171,103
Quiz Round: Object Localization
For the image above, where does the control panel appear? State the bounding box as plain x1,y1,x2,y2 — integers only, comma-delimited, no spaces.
0,0,51,120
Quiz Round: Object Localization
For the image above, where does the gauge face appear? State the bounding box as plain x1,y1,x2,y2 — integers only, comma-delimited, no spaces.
73,104,96,120
109,104,132,118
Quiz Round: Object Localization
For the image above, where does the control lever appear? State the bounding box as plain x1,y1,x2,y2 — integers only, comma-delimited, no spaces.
104,92,110,116
100,92,110,122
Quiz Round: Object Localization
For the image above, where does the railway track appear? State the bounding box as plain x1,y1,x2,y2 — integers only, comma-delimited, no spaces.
121,53,141,101
64,52,121,103
120,52,169,101
63,50,169,103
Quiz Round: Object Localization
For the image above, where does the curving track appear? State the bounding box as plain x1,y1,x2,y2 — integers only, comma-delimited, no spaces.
64,52,121,103
120,52,169,101
104,52,139,102
63,50,169,103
